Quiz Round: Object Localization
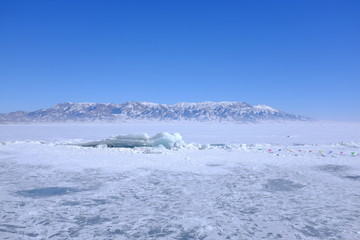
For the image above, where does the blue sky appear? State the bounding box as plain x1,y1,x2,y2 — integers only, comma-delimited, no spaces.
1,1,359,121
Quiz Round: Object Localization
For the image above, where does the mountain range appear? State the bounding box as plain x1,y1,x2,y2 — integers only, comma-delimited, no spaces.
0,102,310,123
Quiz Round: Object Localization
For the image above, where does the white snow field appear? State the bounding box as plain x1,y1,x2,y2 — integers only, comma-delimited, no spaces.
0,121,360,239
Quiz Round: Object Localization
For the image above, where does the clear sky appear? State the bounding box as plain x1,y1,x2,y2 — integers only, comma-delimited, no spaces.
1,0,359,121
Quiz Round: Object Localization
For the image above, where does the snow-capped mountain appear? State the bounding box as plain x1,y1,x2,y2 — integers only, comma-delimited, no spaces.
0,102,310,123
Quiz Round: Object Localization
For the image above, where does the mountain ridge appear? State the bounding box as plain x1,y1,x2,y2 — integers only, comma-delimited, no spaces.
0,101,311,123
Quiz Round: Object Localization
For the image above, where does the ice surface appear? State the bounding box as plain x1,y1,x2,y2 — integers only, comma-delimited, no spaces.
17,187,81,197
79,132,185,149
0,122,360,239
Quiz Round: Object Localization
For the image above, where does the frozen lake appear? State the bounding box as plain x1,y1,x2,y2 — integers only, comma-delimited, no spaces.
0,121,360,239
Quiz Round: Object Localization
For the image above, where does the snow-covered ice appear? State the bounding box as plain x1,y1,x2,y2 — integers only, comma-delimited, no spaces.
79,132,185,149
0,121,360,239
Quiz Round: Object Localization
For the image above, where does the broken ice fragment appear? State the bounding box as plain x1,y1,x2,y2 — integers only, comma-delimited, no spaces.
79,132,185,149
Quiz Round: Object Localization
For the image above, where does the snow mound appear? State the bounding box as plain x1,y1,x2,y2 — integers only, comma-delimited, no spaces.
79,132,185,149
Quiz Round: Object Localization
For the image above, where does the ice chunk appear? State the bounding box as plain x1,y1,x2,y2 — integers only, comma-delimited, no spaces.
79,132,185,149
150,132,184,149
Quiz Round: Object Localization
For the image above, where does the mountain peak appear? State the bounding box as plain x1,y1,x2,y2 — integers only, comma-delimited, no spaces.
0,101,310,123
253,105,279,112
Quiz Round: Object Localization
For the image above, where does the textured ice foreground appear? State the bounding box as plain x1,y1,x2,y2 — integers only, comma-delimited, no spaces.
0,122,360,239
